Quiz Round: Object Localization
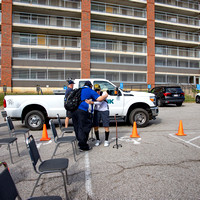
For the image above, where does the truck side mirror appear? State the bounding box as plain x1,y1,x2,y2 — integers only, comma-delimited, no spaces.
115,87,121,96
114,87,118,95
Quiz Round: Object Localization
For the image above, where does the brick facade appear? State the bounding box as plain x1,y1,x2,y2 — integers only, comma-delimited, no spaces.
147,0,155,87
1,0,12,88
81,0,91,79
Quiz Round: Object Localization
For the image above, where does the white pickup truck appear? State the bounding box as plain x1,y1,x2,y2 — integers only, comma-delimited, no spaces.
3,79,158,130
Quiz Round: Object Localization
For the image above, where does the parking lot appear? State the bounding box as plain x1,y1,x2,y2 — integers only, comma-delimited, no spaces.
1,103,200,200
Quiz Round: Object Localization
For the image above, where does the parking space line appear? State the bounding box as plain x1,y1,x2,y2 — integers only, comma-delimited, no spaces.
169,134,200,149
85,152,93,198
188,136,200,142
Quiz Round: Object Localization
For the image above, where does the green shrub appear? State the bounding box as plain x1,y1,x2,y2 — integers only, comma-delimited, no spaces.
0,93,4,107
184,95,195,103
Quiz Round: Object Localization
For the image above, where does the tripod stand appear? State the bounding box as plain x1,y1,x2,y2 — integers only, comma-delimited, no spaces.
113,114,122,149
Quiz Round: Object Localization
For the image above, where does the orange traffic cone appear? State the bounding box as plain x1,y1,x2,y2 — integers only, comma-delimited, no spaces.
130,122,140,138
176,120,187,136
40,124,51,141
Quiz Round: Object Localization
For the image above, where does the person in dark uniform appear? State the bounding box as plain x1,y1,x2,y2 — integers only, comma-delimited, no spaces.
72,81,108,151
64,80,74,128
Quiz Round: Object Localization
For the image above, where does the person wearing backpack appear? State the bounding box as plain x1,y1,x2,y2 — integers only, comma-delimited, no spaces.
72,81,108,151
64,80,74,128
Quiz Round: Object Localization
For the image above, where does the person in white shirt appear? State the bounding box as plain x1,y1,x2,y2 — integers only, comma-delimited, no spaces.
93,84,110,147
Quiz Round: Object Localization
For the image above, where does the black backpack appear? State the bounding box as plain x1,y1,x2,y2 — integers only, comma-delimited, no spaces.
64,88,82,111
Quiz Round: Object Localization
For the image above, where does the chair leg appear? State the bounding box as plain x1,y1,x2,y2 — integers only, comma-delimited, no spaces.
65,170,70,185
24,134,28,147
71,141,77,162
75,139,78,155
51,143,59,159
31,174,42,197
8,144,13,164
61,131,65,137
74,139,78,155
15,140,20,157
61,171,69,200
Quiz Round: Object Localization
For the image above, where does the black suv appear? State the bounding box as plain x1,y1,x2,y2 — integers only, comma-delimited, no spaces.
150,86,185,107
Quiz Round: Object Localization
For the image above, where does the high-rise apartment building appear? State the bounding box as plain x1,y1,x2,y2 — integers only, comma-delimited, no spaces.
0,0,199,92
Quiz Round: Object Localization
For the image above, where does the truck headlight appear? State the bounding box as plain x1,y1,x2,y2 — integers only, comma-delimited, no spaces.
150,96,156,105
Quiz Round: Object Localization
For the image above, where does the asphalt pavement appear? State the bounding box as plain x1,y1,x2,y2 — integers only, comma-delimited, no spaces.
0,103,200,200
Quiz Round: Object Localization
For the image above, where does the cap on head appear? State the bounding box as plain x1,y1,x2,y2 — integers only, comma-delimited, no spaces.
68,80,74,85
94,84,101,91
84,81,93,87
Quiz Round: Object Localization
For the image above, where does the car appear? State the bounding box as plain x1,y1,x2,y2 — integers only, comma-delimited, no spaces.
196,93,200,103
150,86,185,107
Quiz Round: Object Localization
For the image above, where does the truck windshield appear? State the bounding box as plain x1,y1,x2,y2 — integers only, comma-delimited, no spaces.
94,81,116,95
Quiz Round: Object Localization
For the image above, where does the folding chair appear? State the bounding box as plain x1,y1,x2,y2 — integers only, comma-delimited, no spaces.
6,116,30,145
57,114,74,136
50,119,77,162
1,110,7,121
27,135,69,200
0,161,62,200
0,136,20,164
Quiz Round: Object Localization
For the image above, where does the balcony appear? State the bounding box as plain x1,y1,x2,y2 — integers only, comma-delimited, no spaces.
91,2,146,25
155,74,195,84
12,68,80,81
12,47,81,62
155,12,199,31
91,39,146,54
155,0,199,10
155,28,199,47
155,45,199,59
13,33,81,49
155,0,199,16
13,12,81,35
91,52,146,66
155,57,199,69
13,0,81,17
91,21,146,42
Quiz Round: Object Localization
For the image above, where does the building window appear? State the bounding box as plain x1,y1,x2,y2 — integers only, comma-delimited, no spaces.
48,70,64,80
155,58,166,66
167,75,177,83
178,60,188,68
134,56,146,65
167,59,177,67
190,61,199,68
155,74,166,83
91,71,105,79
179,76,188,84
12,69,29,79
106,72,119,81
91,53,105,62
134,73,146,82
120,55,133,64
120,73,133,82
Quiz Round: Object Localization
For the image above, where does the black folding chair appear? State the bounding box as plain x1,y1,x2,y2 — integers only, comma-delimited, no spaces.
0,161,62,200
27,135,69,200
0,136,20,164
57,114,74,136
50,119,77,162
1,110,7,121
6,116,30,145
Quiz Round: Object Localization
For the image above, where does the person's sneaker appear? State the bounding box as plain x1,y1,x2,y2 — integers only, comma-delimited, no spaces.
104,141,109,147
95,140,101,146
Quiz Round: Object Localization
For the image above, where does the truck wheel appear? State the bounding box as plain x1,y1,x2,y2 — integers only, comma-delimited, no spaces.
129,108,149,128
196,96,200,103
25,110,45,130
